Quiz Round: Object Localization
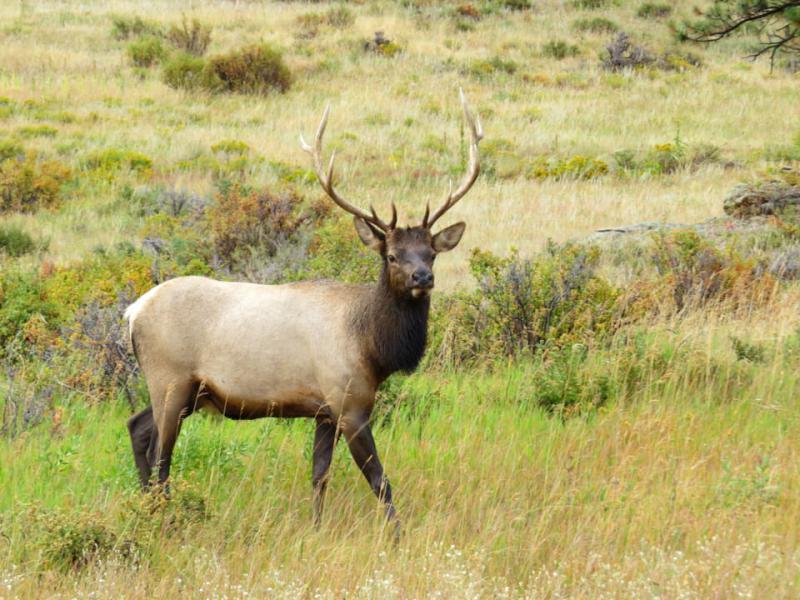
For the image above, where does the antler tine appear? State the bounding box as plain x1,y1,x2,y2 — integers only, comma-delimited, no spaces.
300,105,390,231
421,201,430,228
425,89,484,229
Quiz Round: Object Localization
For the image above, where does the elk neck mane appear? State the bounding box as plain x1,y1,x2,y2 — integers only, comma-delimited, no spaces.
350,267,430,383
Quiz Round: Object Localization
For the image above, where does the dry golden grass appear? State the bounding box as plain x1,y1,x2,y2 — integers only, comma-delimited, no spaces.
1,0,797,283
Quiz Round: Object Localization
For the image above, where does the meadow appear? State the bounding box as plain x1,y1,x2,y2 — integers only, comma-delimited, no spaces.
1,0,800,597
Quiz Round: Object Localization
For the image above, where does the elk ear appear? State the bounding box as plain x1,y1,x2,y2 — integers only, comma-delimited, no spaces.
353,217,385,252
432,221,466,253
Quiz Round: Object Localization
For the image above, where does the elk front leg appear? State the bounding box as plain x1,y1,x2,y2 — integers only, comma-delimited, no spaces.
312,417,339,527
343,418,399,532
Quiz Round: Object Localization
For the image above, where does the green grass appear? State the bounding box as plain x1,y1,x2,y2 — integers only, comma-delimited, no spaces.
3,323,800,596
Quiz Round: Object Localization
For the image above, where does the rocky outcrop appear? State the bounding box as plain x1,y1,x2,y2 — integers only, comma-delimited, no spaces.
722,181,800,218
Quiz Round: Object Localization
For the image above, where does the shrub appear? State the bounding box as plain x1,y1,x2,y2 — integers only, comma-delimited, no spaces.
166,17,212,56
542,40,580,59
602,32,654,71
83,148,153,172
294,217,380,284
431,244,620,365
528,155,609,180
573,17,619,33
17,125,57,139
730,336,767,363
0,154,72,213
571,0,607,8
110,15,162,40
0,367,54,437
210,139,250,156
208,44,292,95
466,56,518,79
161,52,221,92
612,148,638,172
644,230,777,313
30,509,138,572
498,0,531,10
455,3,482,19
536,345,613,416
127,36,166,67
0,140,24,162
637,2,672,19
0,224,37,257
364,32,403,57
642,142,685,174
207,184,305,266
67,291,141,405
0,269,59,350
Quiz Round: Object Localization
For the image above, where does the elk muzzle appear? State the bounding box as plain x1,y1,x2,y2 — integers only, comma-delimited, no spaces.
409,268,434,298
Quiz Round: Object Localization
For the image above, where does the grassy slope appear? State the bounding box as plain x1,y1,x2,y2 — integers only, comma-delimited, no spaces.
3,322,800,597
1,0,800,597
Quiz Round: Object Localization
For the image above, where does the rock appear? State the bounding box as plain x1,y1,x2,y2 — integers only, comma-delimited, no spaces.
722,181,800,218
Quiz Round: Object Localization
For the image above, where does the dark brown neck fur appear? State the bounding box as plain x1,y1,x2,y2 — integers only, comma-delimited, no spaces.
350,267,430,384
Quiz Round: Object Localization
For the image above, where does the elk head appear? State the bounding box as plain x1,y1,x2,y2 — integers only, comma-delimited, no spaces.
301,90,483,300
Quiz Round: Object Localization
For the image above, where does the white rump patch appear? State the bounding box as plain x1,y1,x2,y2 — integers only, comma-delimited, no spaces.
124,285,160,338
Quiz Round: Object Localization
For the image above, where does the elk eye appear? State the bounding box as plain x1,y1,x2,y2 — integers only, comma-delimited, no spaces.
387,254,397,264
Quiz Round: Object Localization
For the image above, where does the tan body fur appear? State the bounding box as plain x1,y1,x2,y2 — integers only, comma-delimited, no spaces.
128,276,376,424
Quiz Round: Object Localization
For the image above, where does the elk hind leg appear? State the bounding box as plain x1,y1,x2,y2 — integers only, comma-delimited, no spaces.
152,379,199,490
127,405,155,489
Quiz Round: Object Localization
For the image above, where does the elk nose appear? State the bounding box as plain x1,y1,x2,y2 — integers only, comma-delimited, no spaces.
412,270,433,288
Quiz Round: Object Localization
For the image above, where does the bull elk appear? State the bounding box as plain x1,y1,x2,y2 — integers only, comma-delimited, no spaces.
124,90,483,528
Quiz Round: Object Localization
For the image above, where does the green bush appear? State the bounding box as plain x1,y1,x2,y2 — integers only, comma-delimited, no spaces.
536,345,613,416
430,244,620,365
571,0,607,8
572,17,619,33
294,217,380,284
528,155,609,180
207,184,305,266
127,36,166,67
29,509,138,572
0,224,38,257
466,56,518,79
0,154,72,213
630,230,779,314
637,2,672,18
161,52,221,92
210,139,250,156
110,15,163,40
542,39,580,59
0,140,24,162
497,0,531,10
166,17,212,56
208,44,292,95
17,125,57,139
0,269,59,350
83,148,153,172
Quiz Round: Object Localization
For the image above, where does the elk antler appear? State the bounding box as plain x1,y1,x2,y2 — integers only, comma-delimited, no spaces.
423,89,484,229
300,106,396,232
